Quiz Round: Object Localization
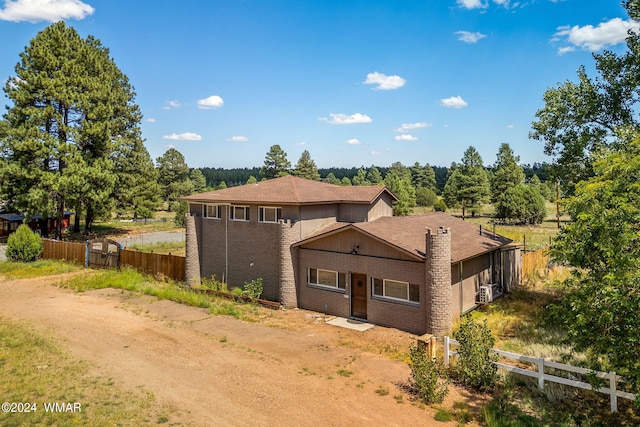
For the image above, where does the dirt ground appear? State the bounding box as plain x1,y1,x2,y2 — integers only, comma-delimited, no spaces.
0,274,486,426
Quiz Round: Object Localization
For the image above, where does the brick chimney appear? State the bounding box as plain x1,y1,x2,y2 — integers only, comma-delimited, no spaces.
426,227,452,337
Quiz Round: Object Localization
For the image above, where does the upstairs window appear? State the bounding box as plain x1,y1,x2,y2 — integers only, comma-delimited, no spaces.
259,207,282,223
203,204,221,219
230,205,249,221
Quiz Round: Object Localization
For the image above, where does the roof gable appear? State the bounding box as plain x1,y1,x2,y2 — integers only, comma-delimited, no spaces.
181,175,397,205
294,212,513,263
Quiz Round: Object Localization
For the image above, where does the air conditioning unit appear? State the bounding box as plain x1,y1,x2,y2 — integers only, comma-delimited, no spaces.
478,285,493,304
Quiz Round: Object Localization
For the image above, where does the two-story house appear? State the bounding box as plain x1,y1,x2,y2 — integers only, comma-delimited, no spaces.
182,175,520,335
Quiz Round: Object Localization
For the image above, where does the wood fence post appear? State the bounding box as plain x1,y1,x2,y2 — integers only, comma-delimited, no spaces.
84,240,89,269
444,336,450,366
537,357,545,390
609,372,617,412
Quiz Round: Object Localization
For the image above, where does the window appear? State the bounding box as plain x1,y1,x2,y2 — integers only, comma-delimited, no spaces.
259,206,282,223
308,268,346,290
230,205,249,221
203,204,221,219
372,277,419,303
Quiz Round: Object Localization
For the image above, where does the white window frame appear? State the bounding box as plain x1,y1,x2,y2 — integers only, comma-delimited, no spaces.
307,268,346,290
202,204,221,219
372,277,419,303
229,205,250,221
259,206,282,223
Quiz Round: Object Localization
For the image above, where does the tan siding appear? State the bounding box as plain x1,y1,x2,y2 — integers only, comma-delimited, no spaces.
338,203,370,222
450,254,492,317
367,194,394,221
299,204,339,238
299,228,417,261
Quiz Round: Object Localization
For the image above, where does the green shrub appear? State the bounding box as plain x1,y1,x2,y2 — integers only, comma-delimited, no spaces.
452,318,498,392
6,224,43,262
243,277,263,300
201,275,227,292
433,199,447,212
416,187,438,207
408,343,448,404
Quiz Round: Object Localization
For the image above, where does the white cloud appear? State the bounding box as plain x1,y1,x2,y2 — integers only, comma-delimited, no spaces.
395,134,418,141
296,141,306,146
363,72,406,90
0,0,94,22
440,96,468,109
506,124,515,129
457,0,487,9
396,122,431,132
197,95,224,109
164,100,182,110
346,138,362,145
228,136,248,142
319,113,372,125
554,18,640,52
147,118,156,123
371,150,381,156
162,132,202,141
455,31,487,43
557,46,576,55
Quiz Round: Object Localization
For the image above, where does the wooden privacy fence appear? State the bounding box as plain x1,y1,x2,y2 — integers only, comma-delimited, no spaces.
42,239,86,265
120,248,185,282
444,337,636,412
41,238,185,282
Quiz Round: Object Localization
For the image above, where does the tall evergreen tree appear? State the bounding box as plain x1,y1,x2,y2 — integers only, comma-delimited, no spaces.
190,169,207,193
384,171,416,216
366,166,384,185
0,22,149,237
491,143,525,203
443,147,490,219
292,150,320,180
156,147,193,209
351,168,370,186
260,144,291,179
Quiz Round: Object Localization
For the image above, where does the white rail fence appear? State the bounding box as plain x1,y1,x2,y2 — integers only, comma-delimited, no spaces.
444,336,636,412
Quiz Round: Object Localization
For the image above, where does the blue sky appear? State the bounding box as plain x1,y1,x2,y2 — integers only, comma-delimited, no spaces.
0,0,635,169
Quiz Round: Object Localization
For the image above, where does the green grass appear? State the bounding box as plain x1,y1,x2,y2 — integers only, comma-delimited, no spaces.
128,241,185,256
462,283,640,426
415,201,565,251
59,267,260,321
0,317,171,426
0,260,80,280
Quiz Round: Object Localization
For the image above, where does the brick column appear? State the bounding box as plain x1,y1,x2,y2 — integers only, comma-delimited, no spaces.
426,227,452,337
185,213,201,287
279,219,298,308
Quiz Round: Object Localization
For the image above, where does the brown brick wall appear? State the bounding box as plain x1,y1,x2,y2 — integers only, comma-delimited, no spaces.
297,248,427,334
196,205,281,301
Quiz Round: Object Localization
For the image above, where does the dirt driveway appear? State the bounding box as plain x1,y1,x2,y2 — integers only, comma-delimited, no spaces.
0,274,481,426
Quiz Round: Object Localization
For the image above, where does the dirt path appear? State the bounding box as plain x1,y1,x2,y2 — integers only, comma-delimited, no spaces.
0,274,479,426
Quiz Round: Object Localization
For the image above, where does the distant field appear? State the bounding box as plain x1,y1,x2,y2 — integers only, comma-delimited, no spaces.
414,202,566,251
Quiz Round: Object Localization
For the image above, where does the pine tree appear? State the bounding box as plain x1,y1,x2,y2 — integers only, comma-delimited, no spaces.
351,168,370,186
0,22,150,236
156,148,193,209
384,171,416,216
292,150,320,180
491,143,524,203
260,144,291,179
366,166,384,185
443,147,490,219
190,169,207,193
